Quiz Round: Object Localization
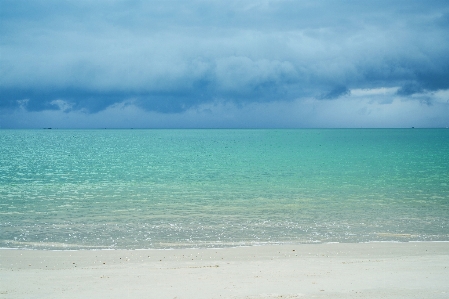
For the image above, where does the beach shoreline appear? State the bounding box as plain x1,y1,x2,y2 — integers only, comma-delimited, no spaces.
1,242,448,298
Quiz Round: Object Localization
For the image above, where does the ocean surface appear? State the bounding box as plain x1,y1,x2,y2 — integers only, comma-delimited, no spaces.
1,129,448,250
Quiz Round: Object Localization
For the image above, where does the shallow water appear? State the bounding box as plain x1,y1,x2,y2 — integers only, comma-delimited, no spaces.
1,129,448,249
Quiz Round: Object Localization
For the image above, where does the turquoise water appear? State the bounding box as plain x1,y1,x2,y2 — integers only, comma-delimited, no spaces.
0,129,448,249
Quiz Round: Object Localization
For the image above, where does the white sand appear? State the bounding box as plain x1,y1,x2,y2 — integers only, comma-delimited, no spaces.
1,242,448,299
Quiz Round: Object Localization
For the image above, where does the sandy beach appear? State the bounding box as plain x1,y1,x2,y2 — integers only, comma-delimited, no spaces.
1,242,448,299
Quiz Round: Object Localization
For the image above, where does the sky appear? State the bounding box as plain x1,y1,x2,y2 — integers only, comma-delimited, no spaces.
1,0,449,128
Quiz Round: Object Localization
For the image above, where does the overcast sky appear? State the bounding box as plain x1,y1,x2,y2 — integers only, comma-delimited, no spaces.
1,0,449,128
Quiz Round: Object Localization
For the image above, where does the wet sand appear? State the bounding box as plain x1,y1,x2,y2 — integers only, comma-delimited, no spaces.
1,242,448,298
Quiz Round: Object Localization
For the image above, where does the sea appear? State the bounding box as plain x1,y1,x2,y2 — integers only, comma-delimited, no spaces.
1,129,448,250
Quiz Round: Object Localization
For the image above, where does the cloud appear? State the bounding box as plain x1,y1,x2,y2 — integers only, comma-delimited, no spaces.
396,83,424,96
2,93,448,129
320,85,350,100
1,0,449,127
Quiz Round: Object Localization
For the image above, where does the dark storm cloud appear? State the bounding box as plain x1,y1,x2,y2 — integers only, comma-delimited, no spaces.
320,86,350,100
1,0,449,114
396,83,424,96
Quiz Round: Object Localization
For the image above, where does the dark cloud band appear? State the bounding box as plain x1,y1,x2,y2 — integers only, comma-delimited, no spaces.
1,0,449,115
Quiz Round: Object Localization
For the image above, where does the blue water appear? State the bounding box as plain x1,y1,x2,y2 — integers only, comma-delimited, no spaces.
0,129,448,249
